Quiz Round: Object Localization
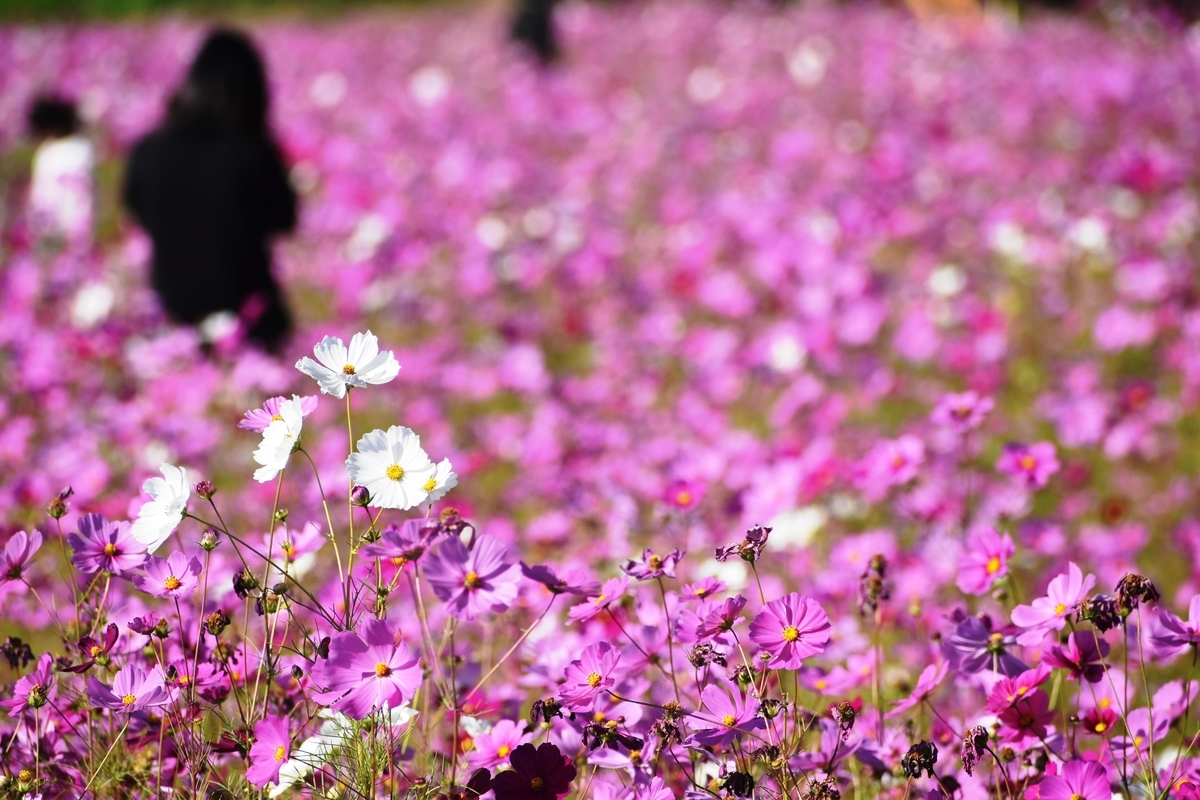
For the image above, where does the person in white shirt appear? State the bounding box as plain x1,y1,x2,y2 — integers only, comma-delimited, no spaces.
28,97,95,253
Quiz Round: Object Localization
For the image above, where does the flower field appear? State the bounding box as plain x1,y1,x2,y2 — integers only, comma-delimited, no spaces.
3,2,1200,798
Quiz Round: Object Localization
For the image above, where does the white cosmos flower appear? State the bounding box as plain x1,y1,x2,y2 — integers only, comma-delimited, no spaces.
346,426,435,510
422,458,458,506
129,463,190,553
295,330,399,399
252,395,305,483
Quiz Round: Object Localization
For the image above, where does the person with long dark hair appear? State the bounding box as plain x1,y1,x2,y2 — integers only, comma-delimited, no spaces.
124,28,296,353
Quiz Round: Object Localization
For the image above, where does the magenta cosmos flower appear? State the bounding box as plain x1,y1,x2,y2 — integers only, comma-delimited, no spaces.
930,391,994,433
956,528,1015,595
1,652,56,715
748,593,831,670
1,529,42,590
87,664,170,712
690,683,766,747
468,719,533,769
1011,562,1096,645
560,641,622,712
133,551,203,598
1154,594,1200,652
247,715,292,787
68,513,147,575
310,619,423,719
492,742,577,800
567,575,629,623
1038,761,1111,800
996,441,1060,489
423,534,522,620
886,661,948,719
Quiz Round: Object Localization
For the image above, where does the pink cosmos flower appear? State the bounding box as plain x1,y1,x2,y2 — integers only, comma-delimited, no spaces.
855,435,926,501
246,715,291,787
0,652,56,716
67,513,147,575
492,742,577,800
1010,562,1096,645
995,442,1060,489
633,777,675,800
695,595,748,644
886,661,948,719
310,619,423,719
1153,594,1200,652
956,528,1014,595
1,529,42,589
422,534,522,620
681,577,725,601
930,391,994,433
690,683,766,747
239,395,319,433
1038,761,1111,800
748,593,832,669
560,641,621,712
133,551,203,598
986,664,1052,713
87,665,170,712
663,478,705,510
567,575,629,624
468,719,533,769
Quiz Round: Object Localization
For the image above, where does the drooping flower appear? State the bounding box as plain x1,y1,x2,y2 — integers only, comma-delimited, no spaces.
715,526,771,563
622,548,684,580
310,619,423,719
689,683,766,747
1043,631,1110,683
87,665,170,712
492,742,577,800
68,513,146,575
129,463,190,553
520,563,601,596
63,623,120,673
1155,595,1200,652
345,426,436,510
1010,562,1096,645
468,719,533,769
942,615,1027,676
567,575,629,623
422,534,522,620
239,395,318,433
247,715,292,788
886,661,948,718
995,441,1060,489
560,641,622,712
0,529,43,590
134,551,203,598
0,652,56,715
1037,760,1111,800
956,528,1014,595
930,391,994,433
252,395,307,483
295,331,400,399
748,593,831,669
422,458,459,506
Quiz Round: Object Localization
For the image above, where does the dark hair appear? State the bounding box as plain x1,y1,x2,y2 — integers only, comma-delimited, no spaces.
167,28,269,137
28,96,80,139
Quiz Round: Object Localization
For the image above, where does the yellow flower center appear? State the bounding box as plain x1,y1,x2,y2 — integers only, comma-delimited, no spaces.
648,555,662,570
391,556,408,567
164,576,182,590
1071,794,1084,800
122,694,137,706
587,672,603,688
274,745,286,761
90,645,103,657
270,414,284,422
17,770,32,782
1095,722,1107,732
1019,455,1036,471
375,663,392,677
1099,698,1111,708
676,490,692,506
593,711,607,722
1017,686,1028,695
815,679,828,690
592,594,607,606
722,714,736,727
463,571,481,589
1134,736,1144,748
103,543,118,556
782,626,801,642
496,744,511,758
892,455,907,468
530,777,545,792
985,556,1001,574
1054,603,1067,614
423,476,438,492
386,464,404,481
342,364,357,375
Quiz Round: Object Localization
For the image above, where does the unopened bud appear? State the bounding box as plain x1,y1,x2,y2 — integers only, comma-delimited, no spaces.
273,508,289,522
194,480,216,500
199,529,220,551
351,486,371,507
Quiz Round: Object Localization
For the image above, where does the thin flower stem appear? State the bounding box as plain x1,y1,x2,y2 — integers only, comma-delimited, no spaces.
344,391,356,627
82,721,129,795
464,595,556,703
296,446,345,588
656,577,682,704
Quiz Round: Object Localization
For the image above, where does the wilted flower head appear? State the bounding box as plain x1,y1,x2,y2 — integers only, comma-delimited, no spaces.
1115,572,1160,613
715,526,771,563
960,726,989,776
900,740,938,779
1079,594,1122,632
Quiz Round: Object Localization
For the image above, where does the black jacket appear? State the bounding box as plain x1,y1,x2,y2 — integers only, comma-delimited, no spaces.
124,128,296,349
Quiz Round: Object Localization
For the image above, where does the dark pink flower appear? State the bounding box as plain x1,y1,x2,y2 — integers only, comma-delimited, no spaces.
468,719,533,769
1044,632,1109,683
63,623,120,673
246,715,291,787
1038,761,1110,800
695,594,748,644
134,551,203,598
67,513,147,575
996,442,1060,489
0,652,56,715
492,742,577,800
748,593,831,669
310,619,423,719
956,528,1014,595
87,665,170,712
422,534,521,620
560,641,621,712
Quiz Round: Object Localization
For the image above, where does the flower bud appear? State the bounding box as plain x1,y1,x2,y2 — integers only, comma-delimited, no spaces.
273,508,289,522
194,480,216,500
351,485,371,507
199,529,220,552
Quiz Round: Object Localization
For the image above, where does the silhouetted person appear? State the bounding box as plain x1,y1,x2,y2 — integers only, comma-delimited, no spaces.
124,28,296,353
28,96,94,251
510,0,559,63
